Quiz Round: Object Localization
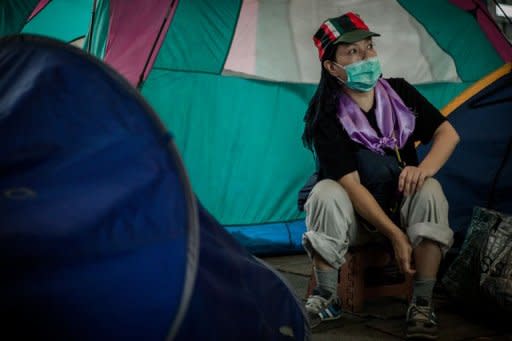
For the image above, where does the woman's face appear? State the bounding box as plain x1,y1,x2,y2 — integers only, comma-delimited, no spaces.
323,38,377,82
334,38,377,66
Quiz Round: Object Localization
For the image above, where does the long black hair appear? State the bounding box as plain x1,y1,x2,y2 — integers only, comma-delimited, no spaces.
302,44,342,151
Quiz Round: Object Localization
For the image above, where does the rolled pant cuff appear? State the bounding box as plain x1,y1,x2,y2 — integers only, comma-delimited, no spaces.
302,231,348,269
406,222,454,256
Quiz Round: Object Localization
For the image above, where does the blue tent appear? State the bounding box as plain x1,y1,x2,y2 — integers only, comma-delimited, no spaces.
0,35,309,340
423,64,512,248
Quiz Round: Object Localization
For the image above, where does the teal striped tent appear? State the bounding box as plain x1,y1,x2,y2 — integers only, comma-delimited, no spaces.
2,0,511,254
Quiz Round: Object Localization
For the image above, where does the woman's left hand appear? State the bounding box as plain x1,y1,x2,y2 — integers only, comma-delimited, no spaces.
398,166,430,196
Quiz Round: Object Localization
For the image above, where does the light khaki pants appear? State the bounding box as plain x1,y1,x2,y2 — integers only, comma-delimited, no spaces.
302,178,454,269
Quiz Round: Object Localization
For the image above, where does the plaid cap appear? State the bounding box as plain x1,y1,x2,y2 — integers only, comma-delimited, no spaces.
313,12,380,60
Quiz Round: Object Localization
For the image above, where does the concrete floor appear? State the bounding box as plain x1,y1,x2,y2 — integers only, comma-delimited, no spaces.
261,254,512,341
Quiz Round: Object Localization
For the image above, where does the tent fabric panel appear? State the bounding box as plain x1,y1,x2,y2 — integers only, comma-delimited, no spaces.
223,0,461,85
467,71,512,217
70,36,85,48
226,220,306,255
422,71,512,239
223,0,258,75
142,69,316,226
152,0,242,74
288,220,308,252
83,0,110,58
0,35,199,338
175,205,308,339
5,242,186,340
27,0,51,21
414,82,472,111
141,0,178,85
253,1,300,82
0,34,192,263
397,0,503,82
103,0,178,86
476,8,512,62
492,140,512,215
21,0,93,42
441,63,511,115
450,0,512,61
0,135,189,260
0,0,39,36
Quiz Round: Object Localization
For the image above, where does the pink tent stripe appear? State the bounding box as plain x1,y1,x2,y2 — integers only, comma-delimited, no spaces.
476,9,512,61
141,1,178,83
104,0,178,86
223,0,258,74
449,0,473,10
450,0,512,61
27,0,51,21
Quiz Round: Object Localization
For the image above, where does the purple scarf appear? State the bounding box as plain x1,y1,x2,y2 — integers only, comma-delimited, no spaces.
337,79,416,155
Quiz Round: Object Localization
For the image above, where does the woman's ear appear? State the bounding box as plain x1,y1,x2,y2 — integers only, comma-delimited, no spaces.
323,60,335,76
323,60,344,80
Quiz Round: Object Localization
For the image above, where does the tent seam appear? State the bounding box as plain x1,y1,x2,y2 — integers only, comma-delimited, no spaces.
218,0,243,75
224,218,305,228
395,0,465,82
25,0,52,25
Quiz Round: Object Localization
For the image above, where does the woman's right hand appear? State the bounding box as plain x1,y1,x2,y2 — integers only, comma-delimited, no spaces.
390,230,415,276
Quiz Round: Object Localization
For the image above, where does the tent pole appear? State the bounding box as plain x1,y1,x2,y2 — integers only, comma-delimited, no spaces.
26,0,53,24
480,0,512,48
86,0,98,53
137,0,177,89
492,0,512,25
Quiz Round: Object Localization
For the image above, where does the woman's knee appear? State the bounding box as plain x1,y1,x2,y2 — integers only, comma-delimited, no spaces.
306,179,350,208
416,178,447,205
304,179,356,237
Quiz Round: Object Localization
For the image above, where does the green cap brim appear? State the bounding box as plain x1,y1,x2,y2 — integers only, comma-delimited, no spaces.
334,30,380,44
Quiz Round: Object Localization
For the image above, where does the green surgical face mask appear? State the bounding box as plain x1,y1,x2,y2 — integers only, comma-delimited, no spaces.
334,57,382,92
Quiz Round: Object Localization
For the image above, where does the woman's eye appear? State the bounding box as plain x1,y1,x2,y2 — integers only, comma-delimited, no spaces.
348,49,357,55
368,43,374,49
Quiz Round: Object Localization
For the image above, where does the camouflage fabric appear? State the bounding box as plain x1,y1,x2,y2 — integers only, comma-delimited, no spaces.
442,207,512,313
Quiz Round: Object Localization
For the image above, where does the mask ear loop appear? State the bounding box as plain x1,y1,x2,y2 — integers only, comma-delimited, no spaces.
331,61,346,84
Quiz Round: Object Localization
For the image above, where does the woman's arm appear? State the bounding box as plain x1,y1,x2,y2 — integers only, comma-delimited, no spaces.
339,171,416,275
398,121,460,195
418,120,460,176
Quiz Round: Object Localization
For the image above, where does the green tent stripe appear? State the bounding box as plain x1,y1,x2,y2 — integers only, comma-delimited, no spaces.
152,66,220,76
415,81,473,110
152,0,242,74
397,0,502,83
22,0,93,43
83,0,109,59
141,69,315,225
0,0,39,36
